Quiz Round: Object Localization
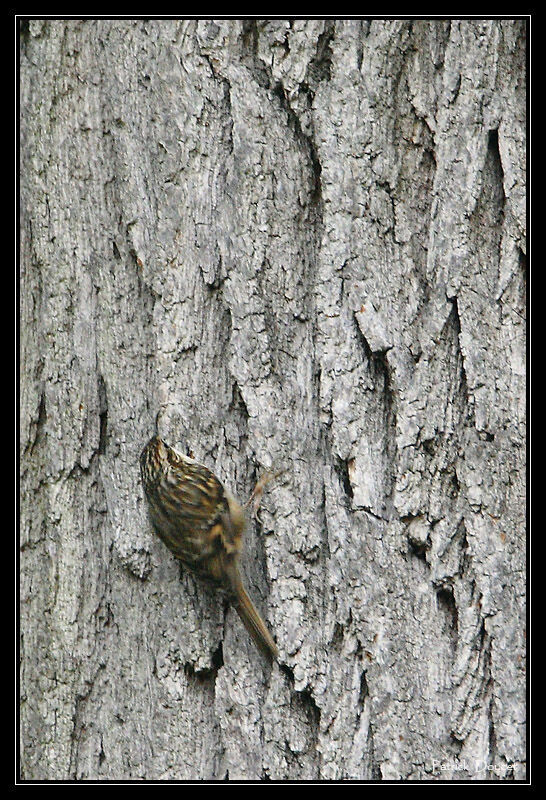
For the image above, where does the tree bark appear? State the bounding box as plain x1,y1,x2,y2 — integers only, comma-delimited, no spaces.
20,18,526,781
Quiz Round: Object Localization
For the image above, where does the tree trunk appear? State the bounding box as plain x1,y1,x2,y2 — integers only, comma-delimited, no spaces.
20,19,526,781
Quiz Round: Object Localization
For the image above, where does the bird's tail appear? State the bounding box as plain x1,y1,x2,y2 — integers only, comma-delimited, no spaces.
234,584,278,661
229,568,278,660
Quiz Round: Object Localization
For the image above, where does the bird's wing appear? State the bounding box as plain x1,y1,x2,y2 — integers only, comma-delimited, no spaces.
164,447,228,530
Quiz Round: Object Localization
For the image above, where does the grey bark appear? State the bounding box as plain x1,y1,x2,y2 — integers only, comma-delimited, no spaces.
20,19,526,781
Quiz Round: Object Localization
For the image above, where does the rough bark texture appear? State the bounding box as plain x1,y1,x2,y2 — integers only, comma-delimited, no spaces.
20,19,526,781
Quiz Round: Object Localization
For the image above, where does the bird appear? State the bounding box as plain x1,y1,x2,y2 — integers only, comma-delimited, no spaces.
140,435,278,660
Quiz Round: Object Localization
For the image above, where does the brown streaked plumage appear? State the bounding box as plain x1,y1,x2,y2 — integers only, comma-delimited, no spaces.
140,435,278,660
